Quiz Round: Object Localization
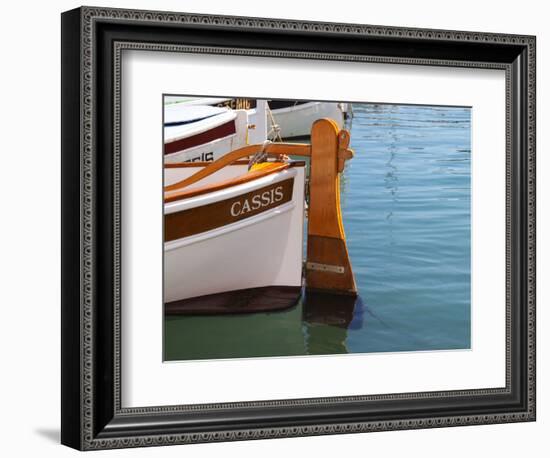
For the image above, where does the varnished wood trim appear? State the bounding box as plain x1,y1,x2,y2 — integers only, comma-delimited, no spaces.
164,119,236,155
165,177,294,241
165,142,311,192
305,235,356,295
305,119,357,295
165,285,302,315
285,161,307,168
308,119,345,240
164,160,306,168
165,162,289,202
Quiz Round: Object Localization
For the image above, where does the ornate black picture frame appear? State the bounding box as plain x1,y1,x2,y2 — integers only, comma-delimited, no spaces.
61,6,536,450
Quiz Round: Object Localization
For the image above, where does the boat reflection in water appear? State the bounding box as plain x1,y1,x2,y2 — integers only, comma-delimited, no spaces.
302,290,361,328
164,291,365,361
302,291,364,355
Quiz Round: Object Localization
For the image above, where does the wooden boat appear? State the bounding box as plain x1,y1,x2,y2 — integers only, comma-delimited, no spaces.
164,119,356,315
165,159,306,313
268,100,346,139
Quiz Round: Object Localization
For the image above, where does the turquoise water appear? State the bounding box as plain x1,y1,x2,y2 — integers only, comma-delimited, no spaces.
165,103,471,361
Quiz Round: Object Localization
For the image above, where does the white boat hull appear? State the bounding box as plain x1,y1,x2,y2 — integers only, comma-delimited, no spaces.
271,102,344,139
164,110,249,163
164,134,244,164
164,167,305,303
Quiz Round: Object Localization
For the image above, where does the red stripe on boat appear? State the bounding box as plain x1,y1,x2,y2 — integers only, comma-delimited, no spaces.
164,120,236,155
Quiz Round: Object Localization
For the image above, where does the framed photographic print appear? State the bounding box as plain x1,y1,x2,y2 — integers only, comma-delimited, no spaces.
61,6,536,450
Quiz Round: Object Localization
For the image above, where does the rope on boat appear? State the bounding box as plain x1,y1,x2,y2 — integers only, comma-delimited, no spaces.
248,140,272,170
266,104,283,142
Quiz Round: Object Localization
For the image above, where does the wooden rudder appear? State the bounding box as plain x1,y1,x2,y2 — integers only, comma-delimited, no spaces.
305,119,357,296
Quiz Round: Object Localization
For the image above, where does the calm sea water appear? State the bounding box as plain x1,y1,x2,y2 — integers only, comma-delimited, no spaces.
165,103,471,361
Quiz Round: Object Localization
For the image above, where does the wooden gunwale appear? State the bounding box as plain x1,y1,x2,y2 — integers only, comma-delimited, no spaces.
164,142,311,193
164,162,289,203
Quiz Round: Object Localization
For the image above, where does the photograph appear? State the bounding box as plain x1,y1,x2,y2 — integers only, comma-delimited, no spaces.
163,97,472,361
58,4,537,451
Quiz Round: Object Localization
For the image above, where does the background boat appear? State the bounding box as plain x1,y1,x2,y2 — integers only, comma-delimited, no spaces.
164,105,248,163
164,100,268,163
268,100,345,139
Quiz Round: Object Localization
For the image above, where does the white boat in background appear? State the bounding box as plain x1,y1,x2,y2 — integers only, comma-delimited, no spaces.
245,100,268,145
164,158,306,314
164,105,248,163
164,96,232,107
164,101,268,163
268,100,345,139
